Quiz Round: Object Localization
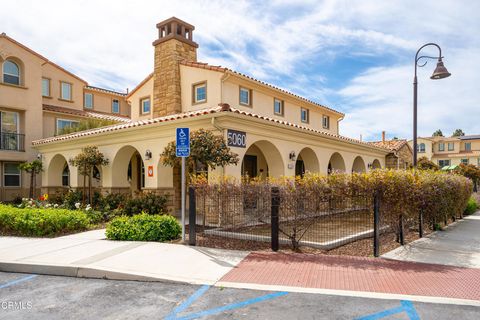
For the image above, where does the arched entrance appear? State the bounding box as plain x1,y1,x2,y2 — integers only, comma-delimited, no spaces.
111,146,145,193
47,154,70,187
372,159,382,169
328,152,346,173
241,140,284,179
295,147,320,177
352,156,366,173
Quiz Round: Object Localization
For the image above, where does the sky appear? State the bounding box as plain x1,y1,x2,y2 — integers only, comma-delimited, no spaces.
1,0,479,141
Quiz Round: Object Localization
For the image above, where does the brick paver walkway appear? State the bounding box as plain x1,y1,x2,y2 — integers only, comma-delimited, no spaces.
220,252,480,301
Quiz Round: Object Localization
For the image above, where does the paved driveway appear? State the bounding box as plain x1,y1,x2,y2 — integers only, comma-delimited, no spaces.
383,212,480,268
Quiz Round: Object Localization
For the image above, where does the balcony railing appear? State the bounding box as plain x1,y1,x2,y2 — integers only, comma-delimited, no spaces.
0,132,25,152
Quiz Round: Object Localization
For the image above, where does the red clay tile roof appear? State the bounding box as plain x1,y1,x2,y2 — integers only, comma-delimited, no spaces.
43,104,130,123
180,61,344,117
368,139,409,152
33,104,388,153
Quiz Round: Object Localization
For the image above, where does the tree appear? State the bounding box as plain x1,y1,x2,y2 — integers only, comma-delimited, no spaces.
455,163,480,192
452,129,465,137
161,129,239,175
18,160,43,199
432,129,444,137
69,146,109,204
417,156,439,171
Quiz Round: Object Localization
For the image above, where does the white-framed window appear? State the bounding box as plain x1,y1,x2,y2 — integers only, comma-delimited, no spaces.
1,111,20,151
438,143,445,151
322,115,330,129
301,108,309,123
4,163,21,187
461,158,469,165
448,142,454,151
465,142,471,151
112,99,120,113
62,165,70,187
56,119,79,135
84,93,93,109
438,159,450,167
141,97,151,114
42,78,50,97
274,98,284,116
3,60,20,85
60,82,72,100
193,82,207,104
418,143,426,153
239,87,252,106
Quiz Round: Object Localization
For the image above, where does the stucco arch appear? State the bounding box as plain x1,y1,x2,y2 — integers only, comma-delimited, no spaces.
242,140,284,178
352,156,366,173
328,152,346,173
372,159,382,169
296,147,320,176
47,154,70,187
111,145,145,190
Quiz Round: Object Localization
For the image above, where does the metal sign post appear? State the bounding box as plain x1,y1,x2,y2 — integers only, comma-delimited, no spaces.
176,128,190,242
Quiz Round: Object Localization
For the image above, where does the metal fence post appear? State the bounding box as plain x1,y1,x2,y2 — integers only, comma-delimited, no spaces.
419,210,423,238
373,191,380,257
271,187,280,252
399,214,405,245
188,186,196,246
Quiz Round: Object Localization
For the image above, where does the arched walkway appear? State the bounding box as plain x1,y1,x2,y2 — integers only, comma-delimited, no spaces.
111,145,145,192
47,154,70,187
328,152,346,173
241,140,284,178
295,147,320,177
352,156,366,173
372,159,382,169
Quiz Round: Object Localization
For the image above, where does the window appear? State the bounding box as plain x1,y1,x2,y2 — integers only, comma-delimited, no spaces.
1,111,19,151
273,98,284,116
42,78,50,97
60,82,72,101
438,159,450,167
3,60,20,85
62,165,70,187
418,143,425,153
461,158,469,165
448,142,454,151
4,163,20,187
84,93,93,109
192,82,207,104
140,97,151,114
301,108,309,123
112,99,120,113
239,87,252,106
465,142,471,151
438,143,445,151
322,115,330,129
56,119,79,135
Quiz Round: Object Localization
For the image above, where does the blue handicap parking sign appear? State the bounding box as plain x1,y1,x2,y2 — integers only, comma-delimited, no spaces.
176,128,190,157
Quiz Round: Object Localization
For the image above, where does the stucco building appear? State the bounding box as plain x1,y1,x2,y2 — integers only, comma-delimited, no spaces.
410,135,480,168
369,132,413,169
0,33,130,201
9,17,389,210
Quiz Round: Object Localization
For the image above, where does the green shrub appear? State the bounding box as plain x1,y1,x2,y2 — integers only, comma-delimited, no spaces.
63,190,83,210
0,204,90,237
105,213,180,242
464,196,479,215
122,193,168,216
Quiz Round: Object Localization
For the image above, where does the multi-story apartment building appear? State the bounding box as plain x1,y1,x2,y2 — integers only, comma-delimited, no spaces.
410,135,480,168
0,33,130,201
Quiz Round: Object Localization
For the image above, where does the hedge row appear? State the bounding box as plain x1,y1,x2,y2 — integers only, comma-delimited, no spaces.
0,205,90,237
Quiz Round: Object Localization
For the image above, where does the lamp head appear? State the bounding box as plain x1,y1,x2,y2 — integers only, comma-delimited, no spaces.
430,59,451,79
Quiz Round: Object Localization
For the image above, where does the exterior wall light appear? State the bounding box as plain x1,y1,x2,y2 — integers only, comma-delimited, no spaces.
145,150,152,160
367,163,373,169
289,151,296,161
37,153,42,160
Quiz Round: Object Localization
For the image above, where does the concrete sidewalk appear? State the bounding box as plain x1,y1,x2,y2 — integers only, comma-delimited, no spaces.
0,229,248,285
383,211,480,268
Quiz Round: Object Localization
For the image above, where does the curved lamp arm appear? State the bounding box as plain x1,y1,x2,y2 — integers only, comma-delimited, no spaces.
414,43,442,77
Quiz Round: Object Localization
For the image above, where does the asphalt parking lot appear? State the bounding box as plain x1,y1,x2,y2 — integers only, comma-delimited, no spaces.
0,272,479,320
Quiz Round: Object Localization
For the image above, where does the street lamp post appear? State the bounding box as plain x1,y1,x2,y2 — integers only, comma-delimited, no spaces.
413,43,451,167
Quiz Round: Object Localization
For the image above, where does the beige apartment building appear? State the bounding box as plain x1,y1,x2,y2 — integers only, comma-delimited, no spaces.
410,135,480,168
31,17,389,210
0,33,130,201
369,131,413,169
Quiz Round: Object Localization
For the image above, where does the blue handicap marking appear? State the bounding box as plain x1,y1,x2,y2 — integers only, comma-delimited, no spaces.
176,128,190,157
165,285,288,320
354,300,420,320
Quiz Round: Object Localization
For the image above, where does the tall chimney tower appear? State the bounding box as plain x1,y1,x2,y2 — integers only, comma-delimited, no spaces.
382,131,386,143
152,17,198,118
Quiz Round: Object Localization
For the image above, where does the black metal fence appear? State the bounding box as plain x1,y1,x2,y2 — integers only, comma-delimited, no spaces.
0,132,25,151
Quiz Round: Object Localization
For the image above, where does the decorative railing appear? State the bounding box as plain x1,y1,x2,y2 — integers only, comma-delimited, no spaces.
0,132,25,151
